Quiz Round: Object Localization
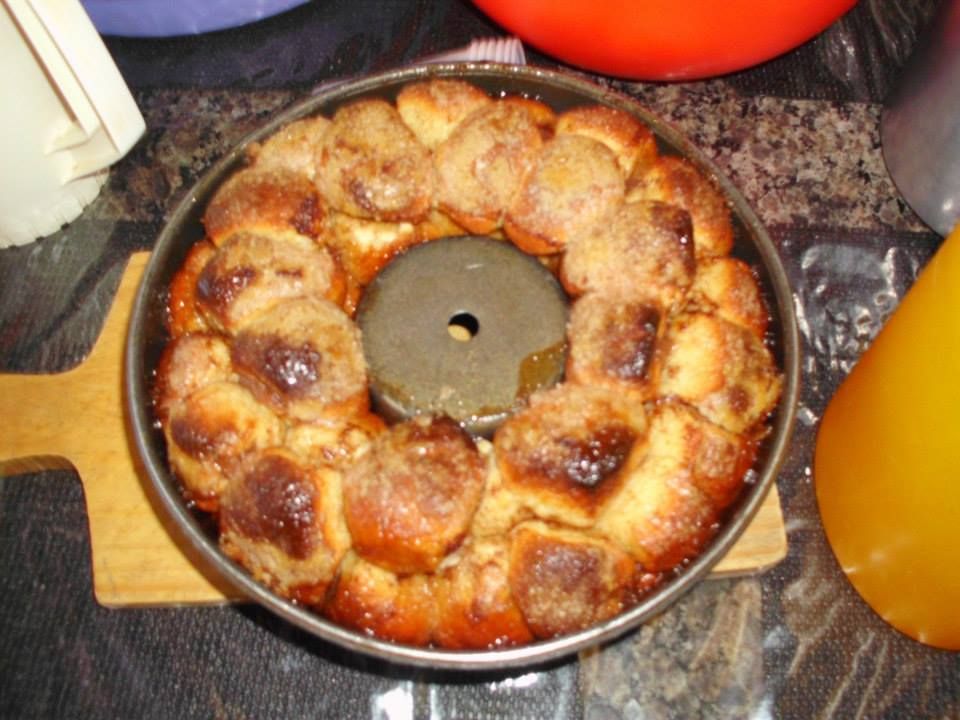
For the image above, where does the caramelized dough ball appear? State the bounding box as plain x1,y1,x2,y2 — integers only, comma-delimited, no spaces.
317,98,433,222
196,231,346,335
505,133,625,255
247,115,330,180
230,297,368,422
219,448,351,605
565,293,663,399
433,537,534,649
556,105,658,178
203,167,328,247
627,155,733,258
561,200,694,308
325,552,437,646
155,333,234,421
341,416,486,574
285,411,386,472
327,212,418,286
508,521,637,639
413,207,468,243
595,400,753,569
396,78,492,149
658,311,782,434
651,400,756,509
493,384,648,528
499,96,558,138
689,256,770,339
468,448,528,539
167,240,216,337
164,381,283,512
434,101,545,234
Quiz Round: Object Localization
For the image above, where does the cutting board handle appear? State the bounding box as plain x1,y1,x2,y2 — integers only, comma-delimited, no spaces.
0,252,238,605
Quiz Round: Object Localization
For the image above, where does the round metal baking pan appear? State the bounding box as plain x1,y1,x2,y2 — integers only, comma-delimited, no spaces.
126,63,800,671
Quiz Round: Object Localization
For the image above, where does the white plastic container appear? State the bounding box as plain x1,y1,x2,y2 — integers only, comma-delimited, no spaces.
0,0,145,248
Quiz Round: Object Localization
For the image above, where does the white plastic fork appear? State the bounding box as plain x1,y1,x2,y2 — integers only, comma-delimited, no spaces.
310,36,527,95
419,36,526,65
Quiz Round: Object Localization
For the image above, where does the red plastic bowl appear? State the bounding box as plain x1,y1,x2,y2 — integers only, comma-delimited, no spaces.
473,0,858,80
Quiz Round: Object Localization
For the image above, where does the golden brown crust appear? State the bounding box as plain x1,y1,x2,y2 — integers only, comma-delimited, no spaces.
493,384,648,528
626,155,734,258
203,167,328,247
327,212,419,286
246,114,331,180
167,240,216,338
285,411,386,472
565,294,664,400
560,200,695,308
317,98,433,222
413,208,467,243
230,297,368,423
499,95,558,138
689,256,770,339
195,231,347,335
154,333,234,422
341,416,487,574
658,311,782,434
164,381,283,512
396,78,492,149
467,449,529,539
648,400,756,509
434,101,545,234
556,104,658,178
505,133,625,255
324,553,437,645
595,402,722,571
219,448,351,605
433,537,534,649
508,521,637,639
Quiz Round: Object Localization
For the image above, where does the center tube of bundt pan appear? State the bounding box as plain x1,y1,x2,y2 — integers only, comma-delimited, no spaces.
356,235,569,436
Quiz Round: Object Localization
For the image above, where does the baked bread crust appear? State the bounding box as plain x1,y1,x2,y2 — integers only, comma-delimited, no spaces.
397,78,493,149
493,383,648,528
155,78,783,649
565,293,664,400
220,448,351,605
341,415,486,574
561,199,695,308
317,98,433,223
246,115,331,180
229,297,368,423
196,231,347,335
505,133,624,255
203,167,328,247
163,381,283,512
434,100,545,234
556,104,658,178
658,311,782,434
627,155,734,258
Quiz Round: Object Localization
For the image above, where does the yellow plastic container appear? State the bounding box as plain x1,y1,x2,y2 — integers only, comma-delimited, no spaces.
815,224,960,650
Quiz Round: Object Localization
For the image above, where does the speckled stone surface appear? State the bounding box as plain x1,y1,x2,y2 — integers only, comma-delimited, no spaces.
1,0,958,718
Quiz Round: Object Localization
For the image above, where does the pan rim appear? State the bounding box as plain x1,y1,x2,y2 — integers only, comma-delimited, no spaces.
125,62,800,671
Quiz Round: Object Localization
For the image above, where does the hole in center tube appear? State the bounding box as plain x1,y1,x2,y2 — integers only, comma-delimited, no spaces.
448,312,479,342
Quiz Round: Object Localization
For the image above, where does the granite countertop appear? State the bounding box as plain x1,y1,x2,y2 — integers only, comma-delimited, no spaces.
1,1,958,718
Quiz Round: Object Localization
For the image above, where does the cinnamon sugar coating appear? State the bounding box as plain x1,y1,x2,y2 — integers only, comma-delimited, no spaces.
154,78,783,649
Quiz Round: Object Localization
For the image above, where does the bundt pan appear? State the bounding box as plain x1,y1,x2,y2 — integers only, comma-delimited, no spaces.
125,64,800,670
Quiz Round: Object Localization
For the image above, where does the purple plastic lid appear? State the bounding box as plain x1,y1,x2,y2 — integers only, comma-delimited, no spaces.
81,0,310,37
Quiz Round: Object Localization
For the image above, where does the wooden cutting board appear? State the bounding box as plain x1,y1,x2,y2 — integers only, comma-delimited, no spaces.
0,251,788,607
